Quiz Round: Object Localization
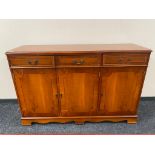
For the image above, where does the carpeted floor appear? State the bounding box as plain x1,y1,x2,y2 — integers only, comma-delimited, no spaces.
0,98,155,134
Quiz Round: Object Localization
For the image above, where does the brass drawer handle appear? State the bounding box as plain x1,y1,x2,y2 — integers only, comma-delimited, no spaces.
28,60,39,65
127,58,132,61
72,59,85,65
118,58,123,63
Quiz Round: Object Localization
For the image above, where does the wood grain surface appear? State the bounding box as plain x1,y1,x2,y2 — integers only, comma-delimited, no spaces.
6,44,151,125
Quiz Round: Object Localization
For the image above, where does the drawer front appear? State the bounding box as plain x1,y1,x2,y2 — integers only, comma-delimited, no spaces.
125,54,148,65
103,54,148,65
55,55,101,66
9,56,54,66
103,55,125,64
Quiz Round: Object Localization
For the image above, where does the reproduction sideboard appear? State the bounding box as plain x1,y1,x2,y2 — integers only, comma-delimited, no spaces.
6,44,151,125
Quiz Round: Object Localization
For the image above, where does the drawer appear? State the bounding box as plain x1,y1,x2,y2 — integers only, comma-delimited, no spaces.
103,55,125,64
125,54,148,65
103,54,148,65
9,56,54,66
55,55,101,66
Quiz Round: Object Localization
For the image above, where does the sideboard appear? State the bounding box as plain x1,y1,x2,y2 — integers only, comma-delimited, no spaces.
6,44,151,125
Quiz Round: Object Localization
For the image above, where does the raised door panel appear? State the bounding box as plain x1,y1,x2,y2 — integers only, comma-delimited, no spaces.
58,68,99,116
99,67,146,115
12,69,59,117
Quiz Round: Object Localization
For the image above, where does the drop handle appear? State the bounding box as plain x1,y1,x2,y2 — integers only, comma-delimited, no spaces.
28,59,39,65
72,59,85,65
55,93,63,98
119,58,123,62
55,93,59,97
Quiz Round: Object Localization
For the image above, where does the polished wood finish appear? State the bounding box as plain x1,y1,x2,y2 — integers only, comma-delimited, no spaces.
12,69,59,117
6,44,151,125
99,67,146,115
102,53,148,65
55,54,100,66
57,68,99,116
6,44,151,54
9,55,54,66
21,116,137,126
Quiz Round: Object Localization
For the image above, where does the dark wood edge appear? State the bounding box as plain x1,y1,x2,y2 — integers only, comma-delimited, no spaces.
54,63,61,116
102,51,152,54
100,65,148,67
135,66,148,114
9,65,148,69
6,50,152,55
10,66,56,69
22,115,137,119
6,52,101,55
134,52,151,114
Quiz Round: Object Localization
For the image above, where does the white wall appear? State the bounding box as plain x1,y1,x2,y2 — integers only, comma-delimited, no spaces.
0,19,155,98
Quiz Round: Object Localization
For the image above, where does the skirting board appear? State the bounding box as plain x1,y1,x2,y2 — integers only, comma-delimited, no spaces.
140,97,155,101
0,97,155,103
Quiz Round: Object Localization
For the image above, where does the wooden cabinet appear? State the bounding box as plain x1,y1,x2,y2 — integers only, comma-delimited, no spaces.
6,44,151,125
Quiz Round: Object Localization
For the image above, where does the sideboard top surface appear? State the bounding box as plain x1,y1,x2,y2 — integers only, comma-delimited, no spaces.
6,43,152,55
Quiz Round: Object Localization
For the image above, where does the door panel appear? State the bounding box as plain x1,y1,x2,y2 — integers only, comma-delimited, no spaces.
99,67,146,115
12,69,59,117
58,68,99,116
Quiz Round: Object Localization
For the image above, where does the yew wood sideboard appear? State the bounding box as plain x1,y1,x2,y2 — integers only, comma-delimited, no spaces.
6,44,151,125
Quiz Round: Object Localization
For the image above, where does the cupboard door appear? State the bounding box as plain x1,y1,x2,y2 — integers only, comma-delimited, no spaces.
58,68,99,116
12,69,59,117
99,67,146,115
